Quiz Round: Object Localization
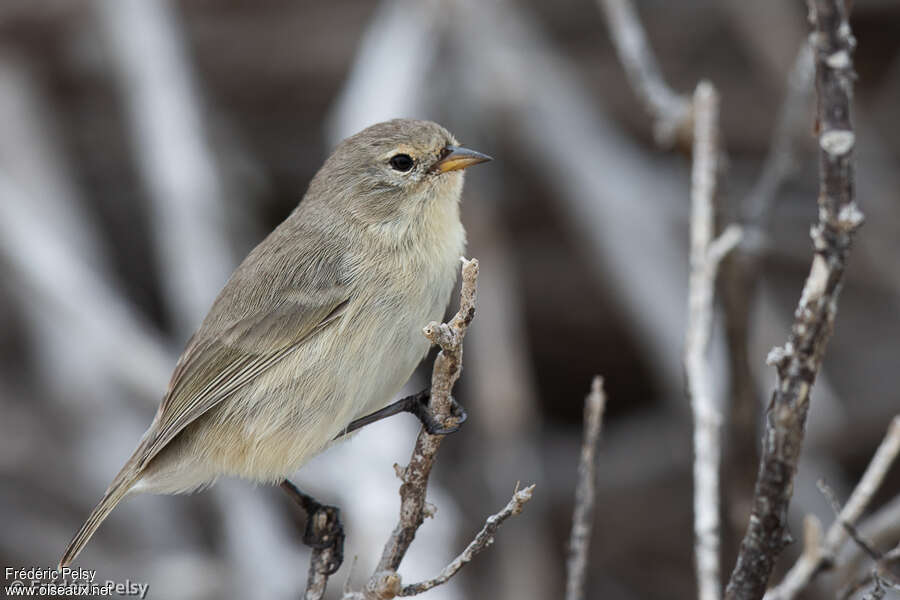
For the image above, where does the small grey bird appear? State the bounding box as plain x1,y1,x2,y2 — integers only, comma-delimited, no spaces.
60,118,491,568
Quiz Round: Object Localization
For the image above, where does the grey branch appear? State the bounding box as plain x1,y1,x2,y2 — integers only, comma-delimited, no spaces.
596,0,691,147
398,484,536,596
724,2,862,598
565,377,607,600
818,482,900,600
686,81,742,600
765,416,900,600
372,258,479,580
304,510,343,600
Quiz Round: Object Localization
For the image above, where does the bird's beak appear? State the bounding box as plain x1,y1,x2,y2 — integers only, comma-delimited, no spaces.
431,145,493,174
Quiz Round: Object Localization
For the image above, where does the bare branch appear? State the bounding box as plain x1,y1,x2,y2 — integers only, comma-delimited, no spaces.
355,258,480,599
724,2,862,598
303,513,343,600
686,80,742,600
565,377,607,600
595,0,691,147
765,416,900,599
94,0,235,332
399,484,536,596
374,258,478,576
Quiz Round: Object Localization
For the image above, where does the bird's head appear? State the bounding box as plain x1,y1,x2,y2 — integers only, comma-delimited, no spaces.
307,119,491,242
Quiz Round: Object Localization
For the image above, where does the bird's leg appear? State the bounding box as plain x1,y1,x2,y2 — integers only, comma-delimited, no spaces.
337,388,467,438
280,480,344,575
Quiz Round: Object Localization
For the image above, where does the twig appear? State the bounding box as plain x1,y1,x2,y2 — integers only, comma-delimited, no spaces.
686,81,742,600
398,484,536,596
818,481,883,563
304,512,343,600
595,0,691,147
723,2,862,598
565,377,607,600
373,258,478,570
817,484,900,600
837,494,900,586
766,416,900,599
356,258,481,599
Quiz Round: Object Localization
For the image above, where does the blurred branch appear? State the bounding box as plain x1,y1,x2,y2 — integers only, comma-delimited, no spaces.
765,416,900,600
565,377,606,600
398,484,536,597
596,0,691,147
0,57,173,399
724,1,863,598
837,493,900,587
838,543,900,600
743,43,815,231
94,0,234,332
326,0,439,142
462,192,552,600
452,0,691,400
686,81,742,600
719,44,815,512
818,482,900,600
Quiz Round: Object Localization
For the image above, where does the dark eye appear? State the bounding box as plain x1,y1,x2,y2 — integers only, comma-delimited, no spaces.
389,154,414,172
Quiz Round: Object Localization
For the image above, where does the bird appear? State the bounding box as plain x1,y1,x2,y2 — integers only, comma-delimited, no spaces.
60,118,491,569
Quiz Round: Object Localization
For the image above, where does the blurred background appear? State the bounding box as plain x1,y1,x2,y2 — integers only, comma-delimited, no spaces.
1,0,899,598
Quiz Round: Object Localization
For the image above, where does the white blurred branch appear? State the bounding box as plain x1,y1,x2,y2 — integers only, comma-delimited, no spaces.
451,0,691,401
596,0,691,147
326,0,440,143
94,0,234,332
686,81,742,600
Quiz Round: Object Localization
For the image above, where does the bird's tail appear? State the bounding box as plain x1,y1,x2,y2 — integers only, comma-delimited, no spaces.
59,466,141,569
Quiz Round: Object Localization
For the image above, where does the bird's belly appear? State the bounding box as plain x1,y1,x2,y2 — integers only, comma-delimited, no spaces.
140,254,459,492
153,290,446,487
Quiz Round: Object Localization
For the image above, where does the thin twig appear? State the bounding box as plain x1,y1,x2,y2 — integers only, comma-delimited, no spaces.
332,258,534,599
565,377,607,600
360,258,480,599
398,484,536,596
818,484,900,600
374,258,478,569
724,2,862,598
686,81,742,600
766,416,900,600
595,0,691,147
304,516,342,600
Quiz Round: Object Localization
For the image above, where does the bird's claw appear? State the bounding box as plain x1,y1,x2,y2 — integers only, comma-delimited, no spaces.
407,389,468,435
303,503,345,575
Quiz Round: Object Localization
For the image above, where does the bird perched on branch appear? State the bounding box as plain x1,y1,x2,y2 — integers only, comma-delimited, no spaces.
60,119,491,568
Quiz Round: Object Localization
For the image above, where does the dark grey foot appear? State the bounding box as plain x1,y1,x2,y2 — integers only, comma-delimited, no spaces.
280,480,344,575
406,389,468,435
339,388,467,438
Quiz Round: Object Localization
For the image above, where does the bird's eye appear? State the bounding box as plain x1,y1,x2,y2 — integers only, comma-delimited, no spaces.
389,154,414,172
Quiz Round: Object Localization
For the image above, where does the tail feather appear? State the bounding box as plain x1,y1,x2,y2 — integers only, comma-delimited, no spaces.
59,468,141,569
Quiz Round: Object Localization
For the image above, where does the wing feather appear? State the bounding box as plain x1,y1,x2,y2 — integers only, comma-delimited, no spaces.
136,290,349,471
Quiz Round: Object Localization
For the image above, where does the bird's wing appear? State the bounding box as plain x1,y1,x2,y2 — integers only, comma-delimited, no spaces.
134,286,349,471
